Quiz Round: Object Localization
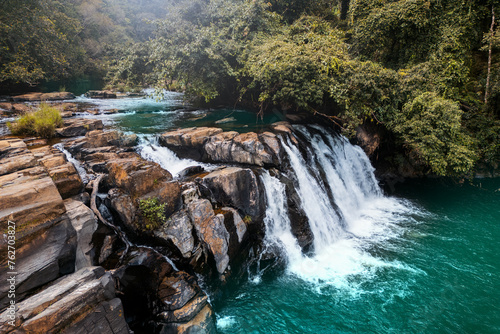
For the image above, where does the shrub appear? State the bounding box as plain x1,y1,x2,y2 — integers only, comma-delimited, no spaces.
7,103,63,138
138,197,166,231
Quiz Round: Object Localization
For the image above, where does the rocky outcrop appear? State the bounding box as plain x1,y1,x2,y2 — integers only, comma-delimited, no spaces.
32,146,83,198
85,90,117,99
0,139,38,176
157,271,216,334
201,167,263,219
56,118,103,137
159,127,282,166
0,266,131,334
65,199,98,270
188,199,230,274
10,91,75,102
154,210,195,259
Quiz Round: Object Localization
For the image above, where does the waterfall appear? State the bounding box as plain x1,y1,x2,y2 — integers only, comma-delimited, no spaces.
260,171,303,264
137,135,211,177
261,125,414,284
53,143,90,183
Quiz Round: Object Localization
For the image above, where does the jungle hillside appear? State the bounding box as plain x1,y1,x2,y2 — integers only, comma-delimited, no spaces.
1,0,499,177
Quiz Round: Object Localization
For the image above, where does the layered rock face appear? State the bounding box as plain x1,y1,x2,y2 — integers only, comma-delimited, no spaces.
159,127,283,166
0,267,130,334
0,138,131,333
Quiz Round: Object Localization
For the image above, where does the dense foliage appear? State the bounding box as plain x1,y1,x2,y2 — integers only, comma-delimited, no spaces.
1,0,499,176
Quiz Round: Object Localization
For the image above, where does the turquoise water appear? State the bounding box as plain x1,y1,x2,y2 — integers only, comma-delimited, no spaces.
215,179,500,333
72,94,500,333
72,91,285,134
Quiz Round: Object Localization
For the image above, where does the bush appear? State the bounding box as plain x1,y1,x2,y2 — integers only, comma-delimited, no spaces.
138,197,166,231
7,103,63,138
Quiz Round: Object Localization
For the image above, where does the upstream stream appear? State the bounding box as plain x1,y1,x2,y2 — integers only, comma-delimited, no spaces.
22,92,500,333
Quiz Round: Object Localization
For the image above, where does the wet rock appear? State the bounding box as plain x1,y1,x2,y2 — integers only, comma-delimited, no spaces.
64,199,98,270
356,124,381,157
158,271,201,312
108,188,136,230
23,137,49,147
177,165,205,179
0,266,130,334
202,167,263,219
221,207,247,244
56,118,103,137
215,117,236,124
85,90,117,99
160,305,216,334
154,210,195,259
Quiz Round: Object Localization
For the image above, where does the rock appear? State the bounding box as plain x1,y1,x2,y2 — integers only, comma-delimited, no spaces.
160,127,281,166
56,118,103,137
65,199,98,270
108,188,136,230
85,90,117,99
0,167,66,231
177,165,205,179
159,127,223,160
215,117,236,124
202,167,262,218
181,184,200,204
10,91,75,102
221,207,247,244
34,146,83,198
85,130,138,148
154,210,195,258
0,266,131,334
23,137,48,147
107,155,173,197
188,200,230,274
158,271,201,312
356,124,381,157
0,139,38,176
160,304,216,334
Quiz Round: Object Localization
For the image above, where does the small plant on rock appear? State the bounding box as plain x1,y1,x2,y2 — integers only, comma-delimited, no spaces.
138,197,166,231
7,103,63,138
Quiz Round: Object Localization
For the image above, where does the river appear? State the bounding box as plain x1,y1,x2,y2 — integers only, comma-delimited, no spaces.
57,92,500,333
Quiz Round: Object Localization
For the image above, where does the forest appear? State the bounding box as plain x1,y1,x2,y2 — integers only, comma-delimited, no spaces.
1,0,499,177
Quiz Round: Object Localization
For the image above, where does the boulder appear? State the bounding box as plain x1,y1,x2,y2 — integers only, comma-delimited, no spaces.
64,199,98,270
201,167,263,218
56,118,103,137
159,127,223,160
160,127,282,166
356,124,381,157
160,305,216,334
187,199,230,274
84,130,138,148
85,90,117,99
108,188,137,231
33,146,83,198
158,271,201,312
154,210,195,259
0,266,131,334
107,155,172,197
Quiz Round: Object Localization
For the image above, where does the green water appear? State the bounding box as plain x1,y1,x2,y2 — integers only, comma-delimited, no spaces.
72,95,500,333
215,179,500,334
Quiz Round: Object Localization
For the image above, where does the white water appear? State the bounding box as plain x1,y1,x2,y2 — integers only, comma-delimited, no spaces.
260,126,419,288
137,136,213,177
53,143,91,183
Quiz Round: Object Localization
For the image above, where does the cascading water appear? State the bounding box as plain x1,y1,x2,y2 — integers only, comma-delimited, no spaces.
53,143,90,183
137,135,212,177
260,125,417,285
